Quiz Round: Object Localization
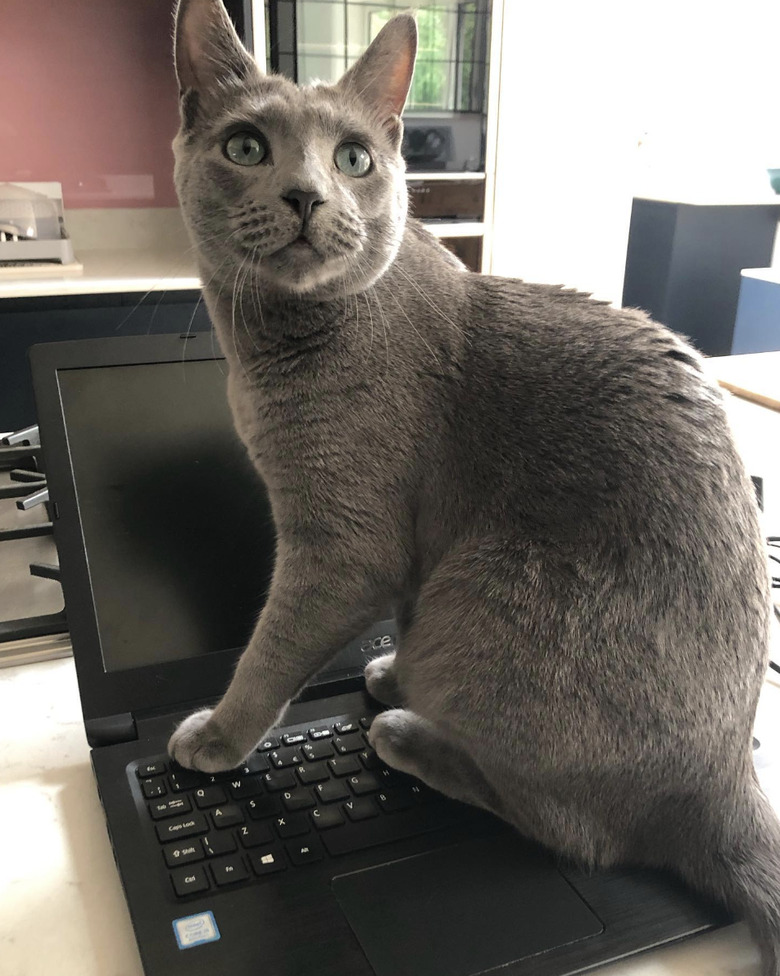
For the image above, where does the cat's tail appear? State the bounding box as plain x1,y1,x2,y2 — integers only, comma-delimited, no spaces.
674,780,780,976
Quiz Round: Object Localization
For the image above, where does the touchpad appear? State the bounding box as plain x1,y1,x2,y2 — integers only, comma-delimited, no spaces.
332,833,603,976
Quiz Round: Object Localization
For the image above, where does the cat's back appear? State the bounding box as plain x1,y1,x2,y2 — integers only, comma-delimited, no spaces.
452,271,756,548
464,271,707,410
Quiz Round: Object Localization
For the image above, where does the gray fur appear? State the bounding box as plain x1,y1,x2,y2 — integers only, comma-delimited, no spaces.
167,3,780,971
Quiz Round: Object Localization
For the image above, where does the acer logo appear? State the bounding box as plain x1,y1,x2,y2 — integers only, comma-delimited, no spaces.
361,634,395,654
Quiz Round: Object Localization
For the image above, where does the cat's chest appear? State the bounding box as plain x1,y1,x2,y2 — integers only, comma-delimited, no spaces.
226,367,372,483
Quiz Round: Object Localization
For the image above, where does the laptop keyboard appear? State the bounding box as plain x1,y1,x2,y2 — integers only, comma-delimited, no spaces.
134,713,475,899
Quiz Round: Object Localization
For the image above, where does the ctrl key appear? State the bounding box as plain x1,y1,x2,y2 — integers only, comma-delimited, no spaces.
170,865,210,897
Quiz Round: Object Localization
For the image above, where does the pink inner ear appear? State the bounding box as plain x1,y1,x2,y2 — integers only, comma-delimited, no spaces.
176,1,214,91
177,0,255,94
385,50,415,117
336,15,417,122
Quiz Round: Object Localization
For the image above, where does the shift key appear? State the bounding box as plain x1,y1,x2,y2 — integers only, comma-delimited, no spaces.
156,812,208,843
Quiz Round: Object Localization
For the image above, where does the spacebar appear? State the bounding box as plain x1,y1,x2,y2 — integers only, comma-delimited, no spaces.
322,803,469,857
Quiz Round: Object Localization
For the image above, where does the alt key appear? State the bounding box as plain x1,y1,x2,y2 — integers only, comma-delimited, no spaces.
286,838,324,866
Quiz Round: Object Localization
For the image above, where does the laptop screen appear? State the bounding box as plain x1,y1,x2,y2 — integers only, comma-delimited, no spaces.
57,358,277,672
32,336,392,722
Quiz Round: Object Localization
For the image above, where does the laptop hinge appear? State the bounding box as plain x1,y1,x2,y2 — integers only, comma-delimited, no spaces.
86,712,138,747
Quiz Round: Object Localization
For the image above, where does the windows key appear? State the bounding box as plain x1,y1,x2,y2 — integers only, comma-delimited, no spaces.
249,847,287,877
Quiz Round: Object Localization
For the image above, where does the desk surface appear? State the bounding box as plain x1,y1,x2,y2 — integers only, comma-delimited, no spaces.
1,654,779,976
705,352,780,413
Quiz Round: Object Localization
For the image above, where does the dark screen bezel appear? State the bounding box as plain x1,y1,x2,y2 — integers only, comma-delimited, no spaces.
30,334,374,723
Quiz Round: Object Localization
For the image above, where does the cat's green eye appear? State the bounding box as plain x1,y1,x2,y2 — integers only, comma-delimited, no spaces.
224,131,267,166
335,142,371,177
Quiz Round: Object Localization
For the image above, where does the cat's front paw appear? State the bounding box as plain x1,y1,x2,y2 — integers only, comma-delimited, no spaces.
167,709,245,773
364,652,404,706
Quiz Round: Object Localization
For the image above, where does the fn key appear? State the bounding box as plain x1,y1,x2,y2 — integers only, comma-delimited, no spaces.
170,865,210,897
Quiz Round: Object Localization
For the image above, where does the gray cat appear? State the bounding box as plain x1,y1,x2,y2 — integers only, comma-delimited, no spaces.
168,1,780,971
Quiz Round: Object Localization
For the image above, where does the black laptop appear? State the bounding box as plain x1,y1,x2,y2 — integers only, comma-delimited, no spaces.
30,333,729,976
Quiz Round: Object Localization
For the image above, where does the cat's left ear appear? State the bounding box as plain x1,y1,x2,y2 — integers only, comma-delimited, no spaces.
174,0,261,120
336,14,417,146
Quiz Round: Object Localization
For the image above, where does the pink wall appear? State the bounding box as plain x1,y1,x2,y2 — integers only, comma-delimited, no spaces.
0,0,181,208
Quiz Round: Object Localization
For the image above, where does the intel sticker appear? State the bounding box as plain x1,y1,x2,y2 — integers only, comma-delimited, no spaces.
172,911,220,949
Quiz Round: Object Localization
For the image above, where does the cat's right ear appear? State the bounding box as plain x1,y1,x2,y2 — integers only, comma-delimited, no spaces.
174,0,261,126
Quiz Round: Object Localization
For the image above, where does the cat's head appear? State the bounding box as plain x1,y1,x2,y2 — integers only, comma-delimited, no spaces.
173,0,416,297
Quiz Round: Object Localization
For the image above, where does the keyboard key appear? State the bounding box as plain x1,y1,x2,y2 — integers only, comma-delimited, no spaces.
206,772,241,787
282,732,307,746
358,749,381,770
211,805,244,829
359,717,373,730
269,747,303,769
328,756,360,777
322,804,467,857
281,789,315,812
302,740,334,761
142,777,167,799
274,813,311,839
286,837,324,866
155,813,208,843
198,768,233,784
310,806,344,830
308,726,332,740
202,831,237,857
210,855,249,887
168,765,203,792
376,766,399,786
333,734,363,755
149,795,192,820
257,736,280,751
410,783,434,803
247,795,280,819
138,760,166,778
249,847,287,877
227,778,263,801
171,865,209,897
193,785,227,809
235,753,270,776
344,798,379,822
334,721,358,734
163,840,204,868
377,789,415,814
296,762,329,785
347,772,381,796
238,822,273,849
264,770,297,792
315,780,350,804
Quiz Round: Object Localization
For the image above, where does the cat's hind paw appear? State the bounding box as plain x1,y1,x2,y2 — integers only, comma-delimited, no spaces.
167,708,245,773
369,708,424,778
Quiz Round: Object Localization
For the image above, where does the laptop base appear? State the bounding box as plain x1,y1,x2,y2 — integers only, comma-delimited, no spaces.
93,688,731,976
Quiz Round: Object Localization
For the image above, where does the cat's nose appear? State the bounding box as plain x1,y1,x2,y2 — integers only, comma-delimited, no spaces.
282,189,324,225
